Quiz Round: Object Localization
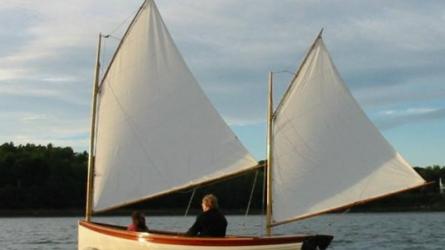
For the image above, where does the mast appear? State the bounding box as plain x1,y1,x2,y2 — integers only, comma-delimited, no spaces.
85,33,103,221
265,71,273,235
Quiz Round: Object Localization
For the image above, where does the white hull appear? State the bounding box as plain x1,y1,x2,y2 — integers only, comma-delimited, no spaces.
78,221,332,250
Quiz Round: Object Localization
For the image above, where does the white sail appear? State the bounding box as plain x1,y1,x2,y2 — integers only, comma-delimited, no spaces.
271,37,425,224
93,0,256,212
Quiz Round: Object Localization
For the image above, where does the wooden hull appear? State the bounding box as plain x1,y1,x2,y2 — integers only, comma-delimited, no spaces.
78,221,332,250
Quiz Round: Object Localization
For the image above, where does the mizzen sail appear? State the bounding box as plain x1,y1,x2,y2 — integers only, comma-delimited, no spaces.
271,36,425,225
93,0,256,212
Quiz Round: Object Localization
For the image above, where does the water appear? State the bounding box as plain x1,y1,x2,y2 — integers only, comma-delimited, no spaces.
1,212,444,249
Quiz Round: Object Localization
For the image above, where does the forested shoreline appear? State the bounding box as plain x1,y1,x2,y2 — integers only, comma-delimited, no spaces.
1,142,444,217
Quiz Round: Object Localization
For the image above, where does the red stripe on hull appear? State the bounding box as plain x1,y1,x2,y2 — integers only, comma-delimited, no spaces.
79,220,308,246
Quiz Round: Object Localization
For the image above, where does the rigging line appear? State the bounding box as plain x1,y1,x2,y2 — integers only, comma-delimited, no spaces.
274,29,323,119
268,70,297,119
98,2,146,90
108,8,140,37
184,187,197,217
97,6,133,77
245,169,259,217
242,169,259,231
105,35,122,41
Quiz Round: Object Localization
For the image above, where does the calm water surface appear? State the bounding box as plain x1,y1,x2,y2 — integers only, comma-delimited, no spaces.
1,212,444,249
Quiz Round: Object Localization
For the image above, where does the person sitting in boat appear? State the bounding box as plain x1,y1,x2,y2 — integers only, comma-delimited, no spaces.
186,194,227,237
127,211,149,232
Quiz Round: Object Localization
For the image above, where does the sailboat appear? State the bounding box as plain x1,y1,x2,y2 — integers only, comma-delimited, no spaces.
78,0,427,249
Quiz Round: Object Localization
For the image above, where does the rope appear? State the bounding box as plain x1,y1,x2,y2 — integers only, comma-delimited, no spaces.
105,35,122,41
108,8,139,37
242,170,259,232
184,187,197,217
245,170,259,217
97,6,138,82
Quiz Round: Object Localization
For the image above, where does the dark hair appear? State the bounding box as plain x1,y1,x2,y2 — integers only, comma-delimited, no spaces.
132,211,149,232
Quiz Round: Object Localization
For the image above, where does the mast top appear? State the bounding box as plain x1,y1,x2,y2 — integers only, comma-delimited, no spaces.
317,28,324,39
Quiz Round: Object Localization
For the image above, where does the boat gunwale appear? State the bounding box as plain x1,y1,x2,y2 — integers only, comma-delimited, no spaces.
79,220,309,246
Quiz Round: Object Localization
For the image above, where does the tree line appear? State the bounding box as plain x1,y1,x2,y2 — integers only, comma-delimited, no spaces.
0,142,444,215
0,142,87,210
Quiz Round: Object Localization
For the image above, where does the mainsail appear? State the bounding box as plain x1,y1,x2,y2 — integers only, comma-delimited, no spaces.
270,36,425,225
93,0,256,212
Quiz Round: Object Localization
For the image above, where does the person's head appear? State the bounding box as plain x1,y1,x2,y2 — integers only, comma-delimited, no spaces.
131,211,146,227
201,194,218,212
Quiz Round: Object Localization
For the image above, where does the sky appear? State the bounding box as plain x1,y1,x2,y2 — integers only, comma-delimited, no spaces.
0,0,444,167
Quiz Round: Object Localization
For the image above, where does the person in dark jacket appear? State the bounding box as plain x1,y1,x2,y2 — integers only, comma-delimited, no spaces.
186,194,227,237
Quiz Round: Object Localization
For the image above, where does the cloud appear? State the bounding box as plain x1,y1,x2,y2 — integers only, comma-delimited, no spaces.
0,110,89,151
376,107,445,130
354,81,445,108
159,0,445,117
224,116,264,127
0,1,144,150
0,0,444,157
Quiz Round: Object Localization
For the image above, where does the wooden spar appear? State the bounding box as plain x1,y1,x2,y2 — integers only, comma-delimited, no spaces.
270,181,432,227
265,72,273,235
92,163,262,214
273,28,323,118
85,33,103,221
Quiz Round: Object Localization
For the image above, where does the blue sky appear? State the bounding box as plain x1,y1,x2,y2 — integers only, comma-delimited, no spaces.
0,0,444,167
